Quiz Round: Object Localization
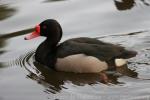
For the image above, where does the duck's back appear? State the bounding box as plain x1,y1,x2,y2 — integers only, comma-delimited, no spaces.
56,37,126,60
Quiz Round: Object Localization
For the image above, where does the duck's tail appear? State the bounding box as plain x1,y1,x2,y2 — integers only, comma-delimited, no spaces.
119,50,137,59
115,50,137,67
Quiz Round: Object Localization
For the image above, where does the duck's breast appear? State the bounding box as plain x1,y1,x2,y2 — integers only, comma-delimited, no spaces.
55,54,108,73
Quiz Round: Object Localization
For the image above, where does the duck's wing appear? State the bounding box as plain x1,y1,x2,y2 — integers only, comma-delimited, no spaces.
57,37,128,61
66,37,112,45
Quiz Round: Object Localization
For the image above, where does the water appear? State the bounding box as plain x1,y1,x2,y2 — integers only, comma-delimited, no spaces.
0,0,150,100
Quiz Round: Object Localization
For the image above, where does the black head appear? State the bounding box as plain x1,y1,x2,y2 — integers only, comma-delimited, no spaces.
25,19,62,42
40,19,62,39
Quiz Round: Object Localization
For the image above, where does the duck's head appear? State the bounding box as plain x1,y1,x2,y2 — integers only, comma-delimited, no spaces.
25,19,62,42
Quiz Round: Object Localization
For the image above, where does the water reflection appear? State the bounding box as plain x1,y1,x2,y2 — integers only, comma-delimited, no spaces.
0,3,17,61
114,0,135,10
25,61,138,94
0,28,34,69
114,0,150,11
0,38,7,64
0,28,34,39
44,0,65,3
0,63,5,68
141,0,150,6
0,4,16,21
0,28,34,55
0,39,6,50
116,65,137,78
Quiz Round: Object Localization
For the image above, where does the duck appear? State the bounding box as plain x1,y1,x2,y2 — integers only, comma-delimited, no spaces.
25,19,137,73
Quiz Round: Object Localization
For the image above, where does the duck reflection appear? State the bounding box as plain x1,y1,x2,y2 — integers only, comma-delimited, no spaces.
26,61,138,94
0,4,16,21
114,0,149,11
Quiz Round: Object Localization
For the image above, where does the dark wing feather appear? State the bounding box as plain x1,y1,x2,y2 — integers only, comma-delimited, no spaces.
56,37,125,61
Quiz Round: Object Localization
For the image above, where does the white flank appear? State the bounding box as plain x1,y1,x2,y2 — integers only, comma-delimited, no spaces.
56,54,108,73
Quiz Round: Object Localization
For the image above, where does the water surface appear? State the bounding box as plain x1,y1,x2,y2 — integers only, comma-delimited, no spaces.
0,0,150,100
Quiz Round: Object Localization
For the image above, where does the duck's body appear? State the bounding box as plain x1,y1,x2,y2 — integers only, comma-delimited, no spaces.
25,19,137,73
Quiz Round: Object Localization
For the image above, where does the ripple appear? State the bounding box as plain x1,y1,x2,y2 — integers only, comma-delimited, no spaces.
11,50,41,76
129,48,150,80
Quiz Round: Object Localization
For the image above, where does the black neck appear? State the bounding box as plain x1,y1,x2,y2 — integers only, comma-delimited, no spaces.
45,38,58,48
35,38,59,68
45,30,62,47
35,29,62,68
